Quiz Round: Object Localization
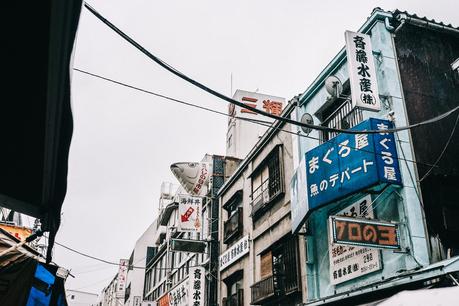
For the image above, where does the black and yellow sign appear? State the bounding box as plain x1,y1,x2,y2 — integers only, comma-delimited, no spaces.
330,216,400,250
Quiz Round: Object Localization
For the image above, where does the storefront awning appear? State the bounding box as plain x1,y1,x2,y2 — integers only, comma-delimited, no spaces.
2,1,82,261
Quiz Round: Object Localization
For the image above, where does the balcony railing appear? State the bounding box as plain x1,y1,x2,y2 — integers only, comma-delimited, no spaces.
224,207,243,244
223,289,243,306
251,177,282,218
250,275,283,305
320,99,363,143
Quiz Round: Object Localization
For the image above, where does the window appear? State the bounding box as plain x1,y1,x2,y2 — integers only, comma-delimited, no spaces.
223,190,243,244
250,146,284,218
313,79,363,142
319,99,363,143
251,236,300,304
223,271,244,306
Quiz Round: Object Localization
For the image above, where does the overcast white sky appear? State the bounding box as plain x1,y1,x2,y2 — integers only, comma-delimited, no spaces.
54,0,459,295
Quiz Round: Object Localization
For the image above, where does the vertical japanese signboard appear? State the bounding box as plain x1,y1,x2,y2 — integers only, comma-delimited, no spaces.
291,157,308,233
116,259,129,297
345,31,381,111
178,195,202,233
169,278,188,306
188,267,205,306
158,292,170,306
305,118,401,211
328,195,381,285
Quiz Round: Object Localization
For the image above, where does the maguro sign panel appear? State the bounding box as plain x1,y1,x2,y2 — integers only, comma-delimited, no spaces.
305,118,402,212
178,195,202,233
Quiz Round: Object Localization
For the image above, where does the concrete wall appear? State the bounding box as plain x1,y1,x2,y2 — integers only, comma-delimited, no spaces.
219,116,306,305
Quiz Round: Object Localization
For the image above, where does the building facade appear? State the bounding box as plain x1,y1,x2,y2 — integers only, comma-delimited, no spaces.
124,220,159,306
143,156,240,306
226,90,286,160
67,289,98,306
218,99,308,306
289,8,459,305
99,273,121,306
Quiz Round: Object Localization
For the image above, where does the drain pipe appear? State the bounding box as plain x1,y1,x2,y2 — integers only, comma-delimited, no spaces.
385,17,395,32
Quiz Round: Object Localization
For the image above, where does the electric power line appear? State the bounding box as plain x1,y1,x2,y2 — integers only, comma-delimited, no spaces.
419,112,459,182
54,240,204,271
82,2,459,135
73,67,442,170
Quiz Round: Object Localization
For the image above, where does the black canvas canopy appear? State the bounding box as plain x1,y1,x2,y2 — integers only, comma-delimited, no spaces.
2,1,82,260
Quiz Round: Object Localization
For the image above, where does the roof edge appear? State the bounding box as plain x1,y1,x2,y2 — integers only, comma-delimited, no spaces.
299,8,393,107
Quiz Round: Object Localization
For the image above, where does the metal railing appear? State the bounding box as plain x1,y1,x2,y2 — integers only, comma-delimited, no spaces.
250,176,282,217
223,207,242,243
320,99,363,143
250,275,282,304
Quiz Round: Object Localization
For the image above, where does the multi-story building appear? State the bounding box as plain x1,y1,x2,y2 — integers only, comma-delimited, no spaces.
66,289,98,306
99,273,121,306
217,97,308,306
289,8,459,305
143,156,240,306
124,220,159,306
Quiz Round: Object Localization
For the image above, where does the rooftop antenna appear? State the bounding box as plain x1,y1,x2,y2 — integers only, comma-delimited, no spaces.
230,73,233,96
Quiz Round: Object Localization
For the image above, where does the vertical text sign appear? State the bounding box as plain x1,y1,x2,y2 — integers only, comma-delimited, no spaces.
188,267,205,306
179,195,203,233
116,259,129,297
345,30,381,111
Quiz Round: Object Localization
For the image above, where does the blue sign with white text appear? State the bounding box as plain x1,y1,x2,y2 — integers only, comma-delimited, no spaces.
305,118,402,210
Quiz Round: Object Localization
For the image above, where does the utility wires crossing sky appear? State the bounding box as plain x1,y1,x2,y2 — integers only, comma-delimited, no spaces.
83,2,459,135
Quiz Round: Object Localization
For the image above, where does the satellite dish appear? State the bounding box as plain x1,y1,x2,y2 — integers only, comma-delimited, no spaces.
300,113,314,135
325,75,343,97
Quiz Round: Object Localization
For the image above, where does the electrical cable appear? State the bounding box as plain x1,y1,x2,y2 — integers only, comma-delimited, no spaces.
418,112,459,182
82,2,459,135
54,240,205,271
74,67,442,170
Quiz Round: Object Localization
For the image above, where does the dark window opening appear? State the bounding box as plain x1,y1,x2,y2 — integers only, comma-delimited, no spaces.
250,146,284,219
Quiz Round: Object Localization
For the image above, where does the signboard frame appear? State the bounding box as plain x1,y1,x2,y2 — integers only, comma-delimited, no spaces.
345,30,381,111
330,215,401,250
219,235,250,271
178,195,203,233
328,195,382,285
304,118,402,212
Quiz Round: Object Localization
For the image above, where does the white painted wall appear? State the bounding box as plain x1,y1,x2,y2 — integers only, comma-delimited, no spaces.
226,89,285,160
67,289,98,306
124,220,158,306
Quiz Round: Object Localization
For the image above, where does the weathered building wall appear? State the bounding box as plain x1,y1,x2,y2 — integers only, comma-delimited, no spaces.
394,23,459,253
219,109,305,306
